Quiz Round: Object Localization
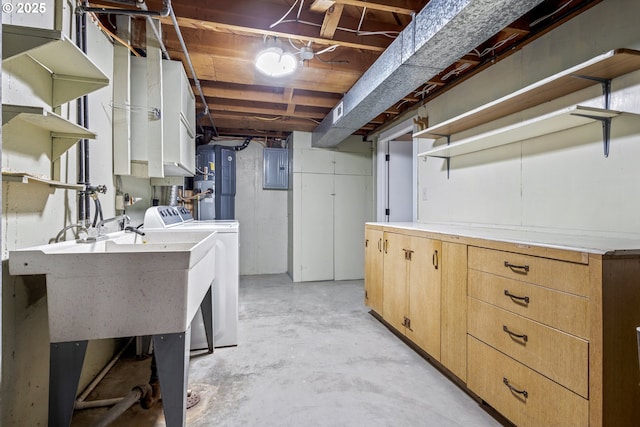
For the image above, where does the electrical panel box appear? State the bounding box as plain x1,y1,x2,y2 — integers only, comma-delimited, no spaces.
263,148,289,190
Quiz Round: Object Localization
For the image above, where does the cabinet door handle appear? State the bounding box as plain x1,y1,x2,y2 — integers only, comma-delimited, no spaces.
503,325,528,342
383,239,388,254
433,250,439,269
365,239,369,248
378,238,382,252
403,249,414,261
503,377,528,399
504,289,530,304
504,261,529,273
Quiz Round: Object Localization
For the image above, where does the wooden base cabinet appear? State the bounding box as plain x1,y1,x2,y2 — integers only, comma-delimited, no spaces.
440,242,468,382
365,223,640,426
364,226,384,315
467,246,640,427
382,231,441,360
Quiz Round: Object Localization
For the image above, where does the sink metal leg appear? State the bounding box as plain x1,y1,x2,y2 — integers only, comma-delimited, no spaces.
200,284,214,353
49,340,88,427
153,328,191,427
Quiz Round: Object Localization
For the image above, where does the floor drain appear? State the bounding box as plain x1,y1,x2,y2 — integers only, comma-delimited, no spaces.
186,391,201,409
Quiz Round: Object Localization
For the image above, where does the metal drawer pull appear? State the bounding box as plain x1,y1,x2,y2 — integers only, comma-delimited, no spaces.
504,261,529,272
504,289,530,304
503,377,528,398
503,325,528,342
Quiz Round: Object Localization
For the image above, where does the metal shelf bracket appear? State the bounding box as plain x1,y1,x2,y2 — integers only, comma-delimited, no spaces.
573,113,613,157
572,75,614,157
431,134,452,178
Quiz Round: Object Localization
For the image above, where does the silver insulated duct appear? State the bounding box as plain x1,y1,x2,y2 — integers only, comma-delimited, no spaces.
311,0,546,147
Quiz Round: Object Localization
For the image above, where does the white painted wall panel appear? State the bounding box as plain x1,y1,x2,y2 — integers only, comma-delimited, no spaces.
417,0,640,235
299,173,334,281
334,174,372,280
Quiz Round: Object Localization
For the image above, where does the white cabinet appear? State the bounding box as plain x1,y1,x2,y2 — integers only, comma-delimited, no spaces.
288,132,373,282
162,60,196,176
128,57,195,177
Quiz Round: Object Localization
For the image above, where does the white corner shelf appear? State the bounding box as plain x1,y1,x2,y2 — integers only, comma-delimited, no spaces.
2,104,97,161
2,171,84,190
2,24,110,107
418,106,621,158
413,48,640,140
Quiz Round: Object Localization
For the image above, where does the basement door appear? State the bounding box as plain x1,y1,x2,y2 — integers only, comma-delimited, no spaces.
386,139,413,222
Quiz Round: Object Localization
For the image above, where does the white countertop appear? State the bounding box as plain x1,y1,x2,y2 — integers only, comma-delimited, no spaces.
367,222,640,255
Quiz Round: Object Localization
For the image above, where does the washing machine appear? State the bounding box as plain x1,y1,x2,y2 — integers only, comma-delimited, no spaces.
143,206,239,349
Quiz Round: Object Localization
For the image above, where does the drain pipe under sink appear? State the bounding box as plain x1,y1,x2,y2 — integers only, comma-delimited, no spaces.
91,384,152,427
74,338,133,410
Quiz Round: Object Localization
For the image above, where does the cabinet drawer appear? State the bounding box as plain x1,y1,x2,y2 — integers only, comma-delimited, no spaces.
468,246,589,297
468,298,588,397
469,269,589,339
468,336,588,427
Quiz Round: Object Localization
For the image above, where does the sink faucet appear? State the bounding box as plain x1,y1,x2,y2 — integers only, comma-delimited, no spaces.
88,215,131,239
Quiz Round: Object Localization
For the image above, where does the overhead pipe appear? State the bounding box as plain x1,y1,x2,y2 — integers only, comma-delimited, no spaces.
137,1,170,60
76,9,91,224
167,3,219,136
78,0,171,17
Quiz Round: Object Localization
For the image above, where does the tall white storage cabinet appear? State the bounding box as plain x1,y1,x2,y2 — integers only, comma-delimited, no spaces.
127,57,195,177
288,131,373,282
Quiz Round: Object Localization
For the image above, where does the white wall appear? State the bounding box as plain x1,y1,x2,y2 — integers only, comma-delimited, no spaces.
205,140,288,275
1,16,117,426
417,0,640,235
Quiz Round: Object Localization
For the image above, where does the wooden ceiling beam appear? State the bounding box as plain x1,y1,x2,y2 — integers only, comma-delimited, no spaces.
199,85,341,109
333,0,415,15
197,102,325,120
161,28,379,74
161,15,387,52
148,0,404,52
320,4,344,39
168,50,360,94
205,113,318,132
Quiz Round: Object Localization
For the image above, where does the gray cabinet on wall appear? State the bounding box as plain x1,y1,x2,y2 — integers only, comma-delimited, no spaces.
288,132,373,282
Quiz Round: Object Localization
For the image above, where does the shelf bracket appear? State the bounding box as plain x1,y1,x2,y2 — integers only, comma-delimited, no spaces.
571,75,615,157
573,113,613,157
572,75,612,109
431,134,452,178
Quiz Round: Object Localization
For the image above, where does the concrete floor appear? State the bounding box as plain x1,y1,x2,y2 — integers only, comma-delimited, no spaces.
71,274,505,426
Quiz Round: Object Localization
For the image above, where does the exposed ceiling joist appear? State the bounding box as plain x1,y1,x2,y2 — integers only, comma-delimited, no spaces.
320,4,344,38
332,0,415,15
311,0,415,15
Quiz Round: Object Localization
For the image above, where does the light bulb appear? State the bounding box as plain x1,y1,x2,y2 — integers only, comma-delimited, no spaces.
255,46,297,77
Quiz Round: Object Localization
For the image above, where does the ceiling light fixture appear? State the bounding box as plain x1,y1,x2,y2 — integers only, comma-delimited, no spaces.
255,39,297,78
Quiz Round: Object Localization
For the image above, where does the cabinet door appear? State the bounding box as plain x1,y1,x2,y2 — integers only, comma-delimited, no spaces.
440,242,468,381
335,174,372,280
299,173,334,281
406,237,442,360
382,232,410,332
364,227,384,314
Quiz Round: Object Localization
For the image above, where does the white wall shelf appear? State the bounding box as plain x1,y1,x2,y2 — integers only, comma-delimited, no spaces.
413,48,640,140
2,171,84,190
2,104,97,161
2,24,110,107
418,106,621,158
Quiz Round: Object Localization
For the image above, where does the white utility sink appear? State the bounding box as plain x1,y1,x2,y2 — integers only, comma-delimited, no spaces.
9,229,216,342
